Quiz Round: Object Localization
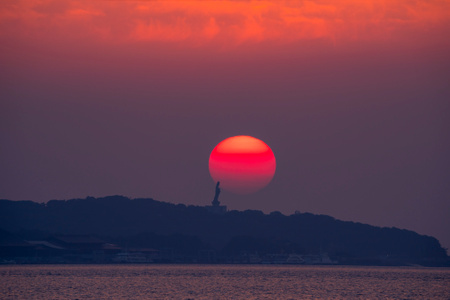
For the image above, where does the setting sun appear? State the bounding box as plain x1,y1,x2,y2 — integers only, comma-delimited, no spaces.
209,136,276,194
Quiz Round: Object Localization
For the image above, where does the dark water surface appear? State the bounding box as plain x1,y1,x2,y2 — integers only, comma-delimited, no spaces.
1,264,449,299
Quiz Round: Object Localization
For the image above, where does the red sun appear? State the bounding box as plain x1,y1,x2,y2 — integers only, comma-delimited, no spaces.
209,135,276,194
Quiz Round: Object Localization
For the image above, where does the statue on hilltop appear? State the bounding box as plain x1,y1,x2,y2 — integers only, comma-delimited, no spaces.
212,181,221,207
205,181,226,214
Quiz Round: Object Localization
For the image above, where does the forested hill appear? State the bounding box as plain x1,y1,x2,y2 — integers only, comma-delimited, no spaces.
0,196,447,264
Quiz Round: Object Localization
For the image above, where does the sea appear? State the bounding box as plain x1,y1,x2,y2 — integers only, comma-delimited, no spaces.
1,264,449,299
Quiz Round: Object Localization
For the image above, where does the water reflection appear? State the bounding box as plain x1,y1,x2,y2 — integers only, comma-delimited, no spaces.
1,265,449,299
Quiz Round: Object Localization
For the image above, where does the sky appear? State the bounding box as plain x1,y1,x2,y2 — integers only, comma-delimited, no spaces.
1,0,449,249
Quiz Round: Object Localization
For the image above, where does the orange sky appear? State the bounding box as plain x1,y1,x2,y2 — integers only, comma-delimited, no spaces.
1,0,450,47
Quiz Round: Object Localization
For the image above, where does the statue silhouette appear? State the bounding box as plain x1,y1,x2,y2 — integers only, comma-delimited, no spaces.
212,181,221,206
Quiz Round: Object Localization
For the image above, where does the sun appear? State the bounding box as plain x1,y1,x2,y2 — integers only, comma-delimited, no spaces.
209,135,276,194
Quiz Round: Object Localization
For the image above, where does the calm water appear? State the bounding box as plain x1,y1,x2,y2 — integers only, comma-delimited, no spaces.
1,264,449,299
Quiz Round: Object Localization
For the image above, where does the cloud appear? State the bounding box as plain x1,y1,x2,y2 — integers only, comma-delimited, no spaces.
1,0,449,46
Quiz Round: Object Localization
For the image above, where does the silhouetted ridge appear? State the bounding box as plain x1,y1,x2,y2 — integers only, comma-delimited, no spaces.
0,196,447,265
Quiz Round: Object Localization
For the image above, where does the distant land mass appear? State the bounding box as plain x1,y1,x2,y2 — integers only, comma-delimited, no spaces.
0,196,448,266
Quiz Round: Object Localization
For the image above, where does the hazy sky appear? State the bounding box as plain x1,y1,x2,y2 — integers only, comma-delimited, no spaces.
1,0,449,249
